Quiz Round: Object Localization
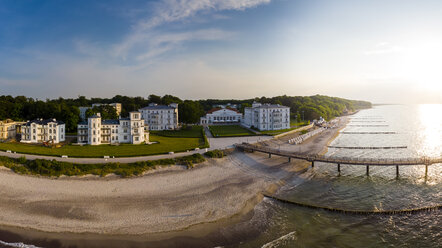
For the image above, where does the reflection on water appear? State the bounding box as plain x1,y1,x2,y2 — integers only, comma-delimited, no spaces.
418,104,442,157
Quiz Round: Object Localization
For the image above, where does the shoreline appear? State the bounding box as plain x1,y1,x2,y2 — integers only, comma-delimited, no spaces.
0,116,349,247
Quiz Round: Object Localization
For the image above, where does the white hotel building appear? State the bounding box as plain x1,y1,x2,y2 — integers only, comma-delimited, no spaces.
243,102,290,131
21,119,66,144
77,111,148,145
200,107,242,125
139,103,179,130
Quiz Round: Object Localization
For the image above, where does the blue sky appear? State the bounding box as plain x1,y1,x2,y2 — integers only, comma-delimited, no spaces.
0,0,441,103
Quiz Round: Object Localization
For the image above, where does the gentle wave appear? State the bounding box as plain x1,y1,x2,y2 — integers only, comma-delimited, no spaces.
0,240,41,248
261,231,297,248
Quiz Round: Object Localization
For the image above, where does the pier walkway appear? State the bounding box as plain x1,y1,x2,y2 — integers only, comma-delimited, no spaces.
236,143,441,177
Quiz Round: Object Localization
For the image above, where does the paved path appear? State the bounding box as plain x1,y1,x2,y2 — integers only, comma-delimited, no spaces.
0,135,272,164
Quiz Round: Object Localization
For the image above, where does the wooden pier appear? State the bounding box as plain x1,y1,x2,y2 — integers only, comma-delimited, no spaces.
340,132,397,134
328,146,407,149
236,143,441,177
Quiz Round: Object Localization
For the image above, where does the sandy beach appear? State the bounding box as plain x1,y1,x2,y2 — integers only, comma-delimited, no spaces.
0,117,347,243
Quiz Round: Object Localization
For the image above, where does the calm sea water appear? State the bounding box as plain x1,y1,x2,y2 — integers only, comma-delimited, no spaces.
1,105,440,248
236,104,441,248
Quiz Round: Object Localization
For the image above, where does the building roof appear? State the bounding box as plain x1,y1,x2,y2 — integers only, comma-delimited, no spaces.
0,119,15,124
102,120,120,125
25,119,64,126
207,107,241,114
247,103,289,109
139,105,176,110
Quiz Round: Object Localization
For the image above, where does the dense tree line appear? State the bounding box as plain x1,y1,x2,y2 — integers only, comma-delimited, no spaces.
0,94,371,132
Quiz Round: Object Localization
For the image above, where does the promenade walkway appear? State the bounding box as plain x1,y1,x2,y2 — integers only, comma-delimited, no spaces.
0,135,272,164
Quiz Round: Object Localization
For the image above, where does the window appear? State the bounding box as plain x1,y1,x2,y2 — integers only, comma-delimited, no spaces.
124,135,127,140
93,138,96,142
135,137,139,141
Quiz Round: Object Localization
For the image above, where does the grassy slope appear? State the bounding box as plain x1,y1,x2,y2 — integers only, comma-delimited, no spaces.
209,125,255,137
0,135,206,158
150,125,203,138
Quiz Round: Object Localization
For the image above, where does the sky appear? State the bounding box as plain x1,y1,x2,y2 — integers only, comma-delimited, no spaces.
0,0,441,104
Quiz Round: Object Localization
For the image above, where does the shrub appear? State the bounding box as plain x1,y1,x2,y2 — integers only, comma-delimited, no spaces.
204,149,225,158
17,156,27,164
0,153,206,177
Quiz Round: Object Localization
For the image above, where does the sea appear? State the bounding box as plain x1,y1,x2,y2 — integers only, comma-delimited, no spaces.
0,104,440,248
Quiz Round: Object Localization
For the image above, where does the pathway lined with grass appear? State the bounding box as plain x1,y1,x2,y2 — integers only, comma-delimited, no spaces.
0,135,207,158
209,125,256,137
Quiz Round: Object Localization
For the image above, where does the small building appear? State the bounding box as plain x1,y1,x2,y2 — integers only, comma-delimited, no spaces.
243,102,290,131
21,119,65,144
79,103,122,120
0,119,24,141
200,107,243,125
139,103,179,130
77,111,148,145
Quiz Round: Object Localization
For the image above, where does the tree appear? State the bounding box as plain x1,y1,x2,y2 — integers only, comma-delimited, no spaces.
148,94,162,104
178,100,205,124
85,105,118,120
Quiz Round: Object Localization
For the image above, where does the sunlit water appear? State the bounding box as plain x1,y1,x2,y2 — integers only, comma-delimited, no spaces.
236,105,441,248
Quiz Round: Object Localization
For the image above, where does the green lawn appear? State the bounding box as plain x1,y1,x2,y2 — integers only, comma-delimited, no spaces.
0,135,207,158
290,118,310,128
150,125,203,138
260,128,298,135
209,125,256,137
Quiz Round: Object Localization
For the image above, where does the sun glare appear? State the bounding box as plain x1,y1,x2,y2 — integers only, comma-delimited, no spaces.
417,104,442,157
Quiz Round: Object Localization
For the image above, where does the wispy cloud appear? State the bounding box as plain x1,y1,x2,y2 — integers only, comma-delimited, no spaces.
136,0,271,30
135,28,234,61
364,42,402,55
113,0,272,61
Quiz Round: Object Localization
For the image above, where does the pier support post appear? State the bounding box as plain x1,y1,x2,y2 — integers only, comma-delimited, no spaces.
268,153,271,158
337,164,341,173
425,165,428,178
288,157,291,162
396,165,399,178
366,166,369,176
311,161,315,168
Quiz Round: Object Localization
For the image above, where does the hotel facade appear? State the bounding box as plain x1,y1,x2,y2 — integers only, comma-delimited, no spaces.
139,103,179,130
21,119,66,144
243,102,290,131
77,111,148,145
200,107,242,125
0,119,24,140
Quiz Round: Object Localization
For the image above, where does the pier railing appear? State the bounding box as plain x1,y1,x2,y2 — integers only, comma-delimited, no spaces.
236,143,442,166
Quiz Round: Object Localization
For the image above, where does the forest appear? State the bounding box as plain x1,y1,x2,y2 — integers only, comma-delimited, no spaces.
0,94,371,133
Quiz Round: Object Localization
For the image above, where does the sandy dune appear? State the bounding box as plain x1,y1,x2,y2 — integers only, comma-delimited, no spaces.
0,117,345,236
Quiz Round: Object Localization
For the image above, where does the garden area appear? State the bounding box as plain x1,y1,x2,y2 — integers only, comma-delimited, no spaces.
0,133,208,158
209,125,256,137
